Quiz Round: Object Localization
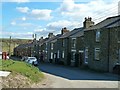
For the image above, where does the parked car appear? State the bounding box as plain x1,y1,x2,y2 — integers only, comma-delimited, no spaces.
25,57,38,66
21,56,28,61
113,62,120,75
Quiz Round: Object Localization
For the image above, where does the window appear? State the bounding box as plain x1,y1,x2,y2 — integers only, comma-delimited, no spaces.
71,52,76,62
71,38,76,48
95,48,100,60
51,52,53,59
96,30,100,42
57,50,60,58
62,39,65,47
85,47,88,64
62,51,64,58
51,43,53,50
46,43,48,51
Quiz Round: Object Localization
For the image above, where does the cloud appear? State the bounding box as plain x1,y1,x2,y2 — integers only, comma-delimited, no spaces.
2,31,33,39
30,9,52,20
5,0,30,3
11,21,16,26
47,20,80,32
57,0,119,24
22,17,27,21
34,26,54,38
16,7,30,13
16,7,52,21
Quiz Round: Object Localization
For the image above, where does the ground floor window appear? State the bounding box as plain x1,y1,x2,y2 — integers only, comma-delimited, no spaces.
71,52,76,62
51,52,53,59
95,48,100,60
85,47,88,64
62,51,64,58
57,50,59,58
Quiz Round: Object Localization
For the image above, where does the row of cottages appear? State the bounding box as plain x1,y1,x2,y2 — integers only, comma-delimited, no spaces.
14,41,35,58
14,15,120,72
38,15,120,72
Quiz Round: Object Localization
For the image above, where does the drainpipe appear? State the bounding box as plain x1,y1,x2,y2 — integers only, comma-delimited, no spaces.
107,28,110,72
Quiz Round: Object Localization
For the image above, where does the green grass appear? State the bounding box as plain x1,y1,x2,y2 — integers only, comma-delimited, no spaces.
0,59,44,83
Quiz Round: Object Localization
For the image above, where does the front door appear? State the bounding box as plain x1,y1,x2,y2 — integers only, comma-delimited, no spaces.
79,52,84,66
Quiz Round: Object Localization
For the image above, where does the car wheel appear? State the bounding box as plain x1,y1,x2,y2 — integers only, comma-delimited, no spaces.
32,62,34,65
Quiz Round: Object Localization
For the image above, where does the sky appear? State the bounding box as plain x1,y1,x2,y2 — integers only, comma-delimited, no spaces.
1,0,119,39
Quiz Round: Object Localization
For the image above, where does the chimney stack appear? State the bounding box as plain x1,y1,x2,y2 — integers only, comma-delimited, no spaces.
61,27,69,35
48,33,54,38
83,17,94,28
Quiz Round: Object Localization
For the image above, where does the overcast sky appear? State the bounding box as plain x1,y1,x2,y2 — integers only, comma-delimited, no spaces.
1,0,119,39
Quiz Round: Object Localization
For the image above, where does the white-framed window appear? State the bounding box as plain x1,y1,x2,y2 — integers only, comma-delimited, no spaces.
57,50,60,58
51,52,53,59
96,30,100,42
62,51,64,58
51,43,53,50
95,48,100,60
46,43,48,51
54,54,56,59
71,38,76,48
62,39,65,47
71,52,76,62
85,47,88,64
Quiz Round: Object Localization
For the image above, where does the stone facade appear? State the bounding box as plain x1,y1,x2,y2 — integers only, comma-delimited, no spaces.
13,15,120,73
84,15,120,72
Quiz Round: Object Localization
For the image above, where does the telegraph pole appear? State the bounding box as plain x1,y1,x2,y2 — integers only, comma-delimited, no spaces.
9,36,11,55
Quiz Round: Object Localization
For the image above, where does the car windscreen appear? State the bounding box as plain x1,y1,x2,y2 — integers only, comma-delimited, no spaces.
29,57,36,60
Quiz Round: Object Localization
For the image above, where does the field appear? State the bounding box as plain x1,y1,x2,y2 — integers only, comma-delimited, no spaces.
1,38,32,55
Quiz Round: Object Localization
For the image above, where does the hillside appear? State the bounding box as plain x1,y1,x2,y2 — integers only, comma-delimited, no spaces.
1,59,44,88
1,38,32,55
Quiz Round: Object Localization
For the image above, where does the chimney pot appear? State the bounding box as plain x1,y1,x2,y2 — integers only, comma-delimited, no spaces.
83,17,94,28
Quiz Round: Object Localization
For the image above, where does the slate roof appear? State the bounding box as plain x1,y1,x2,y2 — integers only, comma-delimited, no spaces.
59,28,82,39
15,43,33,49
106,18,120,28
70,28,84,38
85,15,120,31
45,34,62,43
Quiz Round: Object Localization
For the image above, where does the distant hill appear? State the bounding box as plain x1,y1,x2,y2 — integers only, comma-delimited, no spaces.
1,38,32,55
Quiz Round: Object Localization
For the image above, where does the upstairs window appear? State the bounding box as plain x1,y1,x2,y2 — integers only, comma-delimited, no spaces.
96,30,100,42
51,43,53,50
71,38,76,48
62,39,65,47
95,48,100,60
46,43,48,51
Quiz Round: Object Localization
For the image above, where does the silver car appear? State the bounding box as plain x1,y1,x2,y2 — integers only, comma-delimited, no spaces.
25,57,38,66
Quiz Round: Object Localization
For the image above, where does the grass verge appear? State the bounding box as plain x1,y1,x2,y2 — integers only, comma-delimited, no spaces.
0,59,44,83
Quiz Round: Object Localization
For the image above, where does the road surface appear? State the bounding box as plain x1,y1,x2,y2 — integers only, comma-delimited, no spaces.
38,63,119,88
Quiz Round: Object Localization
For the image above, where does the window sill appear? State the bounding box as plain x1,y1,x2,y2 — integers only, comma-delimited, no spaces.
118,41,120,43
84,62,88,64
95,59,100,61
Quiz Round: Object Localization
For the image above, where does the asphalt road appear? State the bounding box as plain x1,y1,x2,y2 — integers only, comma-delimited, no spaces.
38,63,119,88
